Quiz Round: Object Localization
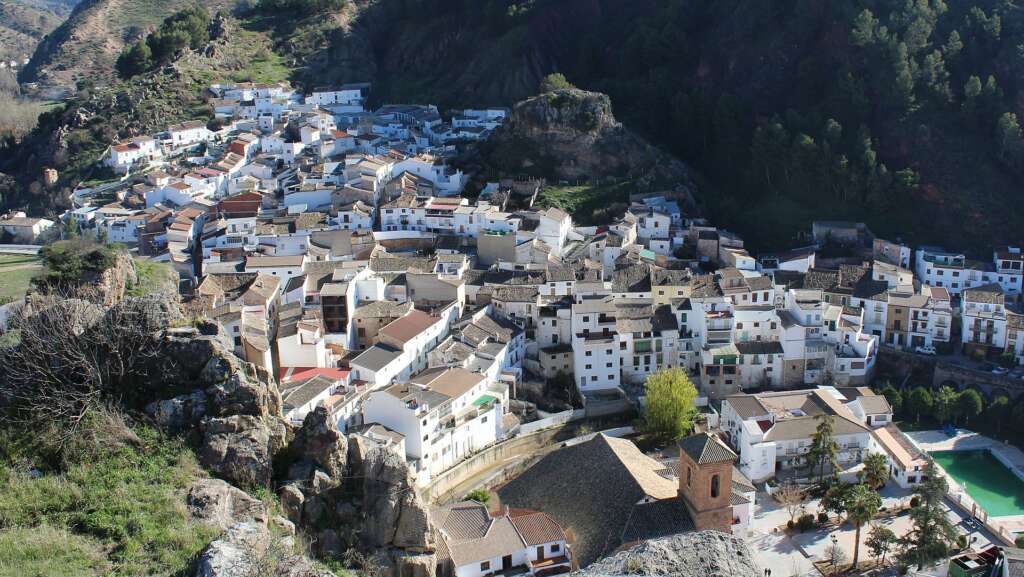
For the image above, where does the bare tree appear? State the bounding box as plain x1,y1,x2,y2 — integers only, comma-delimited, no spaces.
825,541,847,576
777,482,806,524
0,288,180,441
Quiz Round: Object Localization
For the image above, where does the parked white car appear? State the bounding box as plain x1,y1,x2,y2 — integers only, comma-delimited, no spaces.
915,345,937,355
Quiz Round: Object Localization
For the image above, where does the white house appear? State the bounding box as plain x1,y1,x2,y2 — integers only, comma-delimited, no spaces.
719,388,875,482
167,120,212,149
362,367,508,485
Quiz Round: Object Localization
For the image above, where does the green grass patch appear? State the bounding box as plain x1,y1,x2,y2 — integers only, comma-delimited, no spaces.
0,525,108,577
0,267,40,302
0,427,217,577
127,258,178,298
0,254,40,267
536,181,632,225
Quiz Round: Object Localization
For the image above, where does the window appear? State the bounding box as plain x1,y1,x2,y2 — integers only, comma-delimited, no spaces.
585,364,592,370
551,544,561,553
711,474,720,498
481,562,490,571
586,351,592,357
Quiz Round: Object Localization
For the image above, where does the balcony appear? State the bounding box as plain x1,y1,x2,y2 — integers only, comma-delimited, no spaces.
529,555,572,577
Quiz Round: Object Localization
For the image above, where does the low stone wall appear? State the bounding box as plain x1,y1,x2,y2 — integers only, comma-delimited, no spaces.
424,424,570,503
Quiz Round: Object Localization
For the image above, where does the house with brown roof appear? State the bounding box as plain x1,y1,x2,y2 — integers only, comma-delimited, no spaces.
433,501,572,577
719,387,876,482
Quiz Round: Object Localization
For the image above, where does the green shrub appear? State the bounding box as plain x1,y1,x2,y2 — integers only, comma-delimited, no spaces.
817,512,829,524
910,496,921,507
797,513,816,532
466,489,491,505
787,519,795,530
35,239,118,287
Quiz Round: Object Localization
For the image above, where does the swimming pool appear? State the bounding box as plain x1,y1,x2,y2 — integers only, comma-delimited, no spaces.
929,449,1024,518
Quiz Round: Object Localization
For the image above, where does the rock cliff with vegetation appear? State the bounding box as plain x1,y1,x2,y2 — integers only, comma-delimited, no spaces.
478,87,692,191
0,9,290,213
0,267,437,576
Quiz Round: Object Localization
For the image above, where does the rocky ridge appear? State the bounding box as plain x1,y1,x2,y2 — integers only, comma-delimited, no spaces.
480,88,694,192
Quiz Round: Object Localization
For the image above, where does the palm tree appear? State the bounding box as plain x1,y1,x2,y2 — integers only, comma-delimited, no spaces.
846,483,882,569
861,452,889,490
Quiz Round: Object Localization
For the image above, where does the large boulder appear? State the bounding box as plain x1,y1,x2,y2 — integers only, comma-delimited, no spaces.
195,522,272,577
146,389,207,434
187,477,268,531
201,350,281,419
394,552,437,577
291,407,347,480
279,483,305,525
199,415,287,490
576,531,761,577
360,448,434,552
194,521,338,577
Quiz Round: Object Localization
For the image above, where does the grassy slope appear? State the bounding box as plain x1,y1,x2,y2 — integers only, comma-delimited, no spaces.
537,182,632,226
0,254,41,302
1,17,293,213
20,0,243,92
0,427,216,577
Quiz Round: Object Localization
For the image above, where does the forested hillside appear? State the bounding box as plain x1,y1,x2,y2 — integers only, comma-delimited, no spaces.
6,0,1024,254
19,0,242,95
272,0,1024,254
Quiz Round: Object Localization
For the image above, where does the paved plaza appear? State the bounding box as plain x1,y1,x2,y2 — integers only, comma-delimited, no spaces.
746,484,998,577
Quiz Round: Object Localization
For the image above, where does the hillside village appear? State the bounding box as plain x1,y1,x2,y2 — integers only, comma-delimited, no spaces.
4,80,1024,577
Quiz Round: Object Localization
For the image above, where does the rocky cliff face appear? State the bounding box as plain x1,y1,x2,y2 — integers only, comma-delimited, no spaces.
481,88,693,191
575,531,760,577
145,329,437,577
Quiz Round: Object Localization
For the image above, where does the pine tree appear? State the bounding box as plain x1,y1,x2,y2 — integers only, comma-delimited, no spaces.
807,415,839,485
901,462,958,570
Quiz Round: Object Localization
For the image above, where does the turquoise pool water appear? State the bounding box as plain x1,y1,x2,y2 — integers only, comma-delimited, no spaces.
929,449,1024,517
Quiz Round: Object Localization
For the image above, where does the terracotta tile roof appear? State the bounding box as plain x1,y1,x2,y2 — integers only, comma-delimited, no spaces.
508,511,566,546
378,309,439,344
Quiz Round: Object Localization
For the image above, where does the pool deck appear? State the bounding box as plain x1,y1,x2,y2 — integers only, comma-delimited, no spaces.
904,429,1024,538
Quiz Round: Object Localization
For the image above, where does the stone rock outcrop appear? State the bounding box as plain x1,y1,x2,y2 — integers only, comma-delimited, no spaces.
576,531,760,577
360,448,434,552
199,415,287,490
143,330,289,490
93,251,137,306
187,477,268,531
482,88,694,193
394,552,437,577
146,389,207,435
195,522,272,577
291,407,348,480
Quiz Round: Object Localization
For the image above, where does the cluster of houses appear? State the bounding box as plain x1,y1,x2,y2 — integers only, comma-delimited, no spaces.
8,78,1024,574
